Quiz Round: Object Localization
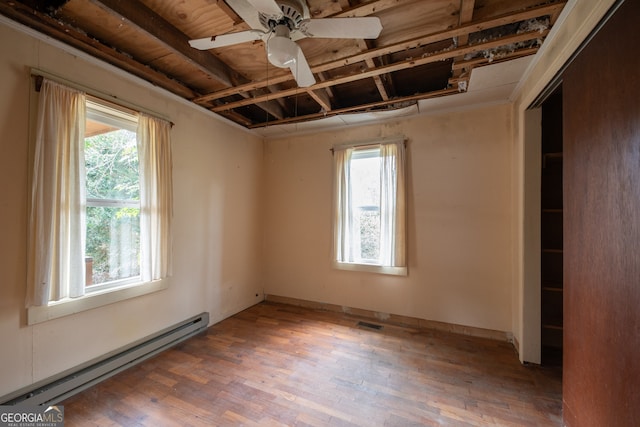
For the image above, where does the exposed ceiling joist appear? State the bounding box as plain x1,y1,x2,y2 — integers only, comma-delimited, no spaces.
0,0,568,129
88,0,239,87
333,0,409,18
210,29,549,112
194,2,565,104
88,0,288,121
452,47,539,70
214,0,245,25
450,0,477,87
0,0,198,99
250,87,459,128
360,39,390,101
307,88,332,112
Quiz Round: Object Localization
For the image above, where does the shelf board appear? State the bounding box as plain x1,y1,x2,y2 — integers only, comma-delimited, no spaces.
543,152,563,159
542,152,563,168
542,209,563,213
543,324,563,331
542,286,563,292
542,249,563,254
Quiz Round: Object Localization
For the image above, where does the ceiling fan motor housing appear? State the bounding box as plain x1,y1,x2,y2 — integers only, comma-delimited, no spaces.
259,0,306,31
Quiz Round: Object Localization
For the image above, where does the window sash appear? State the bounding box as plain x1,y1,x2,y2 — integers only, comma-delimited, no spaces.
84,102,141,292
86,98,137,131
86,198,139,208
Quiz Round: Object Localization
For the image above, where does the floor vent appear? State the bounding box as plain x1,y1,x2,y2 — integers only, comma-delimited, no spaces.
1,312,209,406
357,321,384,331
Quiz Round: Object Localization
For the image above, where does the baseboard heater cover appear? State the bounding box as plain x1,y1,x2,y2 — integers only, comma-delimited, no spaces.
1,312,209,406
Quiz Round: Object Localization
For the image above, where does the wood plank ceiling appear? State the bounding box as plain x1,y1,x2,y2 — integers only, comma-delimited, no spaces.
0,0,567,129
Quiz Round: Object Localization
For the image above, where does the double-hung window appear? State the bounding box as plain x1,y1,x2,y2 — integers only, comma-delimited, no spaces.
85,99,141,290
27,77,173,322
333,138,407,275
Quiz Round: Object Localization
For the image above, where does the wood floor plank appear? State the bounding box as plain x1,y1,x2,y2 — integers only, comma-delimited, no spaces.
62,302,562,426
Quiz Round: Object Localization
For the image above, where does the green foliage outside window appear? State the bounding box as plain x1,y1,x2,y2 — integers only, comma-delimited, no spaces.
84,129,140,285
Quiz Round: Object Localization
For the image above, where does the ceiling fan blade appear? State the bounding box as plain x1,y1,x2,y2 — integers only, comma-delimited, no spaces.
289,45,316,87
298,17,383,39
226,0,265,30
246,0,283,18
189,30,265,50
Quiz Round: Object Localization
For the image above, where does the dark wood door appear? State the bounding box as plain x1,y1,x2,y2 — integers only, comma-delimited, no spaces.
562,0,640,425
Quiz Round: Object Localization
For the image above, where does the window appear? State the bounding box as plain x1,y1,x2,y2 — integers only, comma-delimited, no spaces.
348,148,382,263
333,139,407,275
27,77,173,320
85,100,141,290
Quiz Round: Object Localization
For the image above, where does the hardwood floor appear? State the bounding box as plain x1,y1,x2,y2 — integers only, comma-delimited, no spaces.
62,302,562,426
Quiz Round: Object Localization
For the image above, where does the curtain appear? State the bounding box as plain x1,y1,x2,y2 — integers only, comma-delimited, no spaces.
333,147,355,263
137,113,173,282
27,79,87,306
379,141,406,267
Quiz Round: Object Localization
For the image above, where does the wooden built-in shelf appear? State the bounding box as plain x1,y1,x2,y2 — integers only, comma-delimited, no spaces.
541,90,563,366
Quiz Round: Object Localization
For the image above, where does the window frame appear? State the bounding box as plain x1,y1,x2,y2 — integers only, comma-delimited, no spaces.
348,147,382,265
332,137,408,276
27,77,171,325
84,98,142,293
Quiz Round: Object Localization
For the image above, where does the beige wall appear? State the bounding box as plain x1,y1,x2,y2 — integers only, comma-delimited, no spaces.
263,104,514,332
0,0,621,398
0,20,264,397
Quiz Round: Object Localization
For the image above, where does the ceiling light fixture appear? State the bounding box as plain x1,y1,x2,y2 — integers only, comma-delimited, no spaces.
267,25,297,68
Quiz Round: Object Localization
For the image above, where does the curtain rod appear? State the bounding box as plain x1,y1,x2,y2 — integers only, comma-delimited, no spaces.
31,70,174,127
329,136,406,154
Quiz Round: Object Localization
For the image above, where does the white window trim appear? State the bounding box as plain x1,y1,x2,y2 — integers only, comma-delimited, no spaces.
332,261,407,276
86,98,138,131
85,275,140,293
27,279,168,325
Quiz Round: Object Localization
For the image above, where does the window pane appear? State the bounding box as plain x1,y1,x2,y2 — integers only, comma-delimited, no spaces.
85,116,140,288
86,206,140,285
85,128,139,200
358,208,380,260
351,150,381,262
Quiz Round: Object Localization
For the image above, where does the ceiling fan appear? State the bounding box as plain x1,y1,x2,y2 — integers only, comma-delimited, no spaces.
189,0,383,88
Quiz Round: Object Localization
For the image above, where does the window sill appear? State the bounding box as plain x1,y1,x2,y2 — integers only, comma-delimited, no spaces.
333,261,407,276
27,279,168,325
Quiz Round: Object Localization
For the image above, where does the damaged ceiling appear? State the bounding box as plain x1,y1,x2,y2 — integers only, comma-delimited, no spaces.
0,0,567,130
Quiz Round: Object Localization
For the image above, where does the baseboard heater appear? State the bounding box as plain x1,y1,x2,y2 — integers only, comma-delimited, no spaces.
1,312,209,406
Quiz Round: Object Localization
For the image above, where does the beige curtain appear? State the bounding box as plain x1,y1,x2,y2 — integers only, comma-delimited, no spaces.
27,79,87,306
137,113,173,282
379,141,406,267
333,147,355,263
